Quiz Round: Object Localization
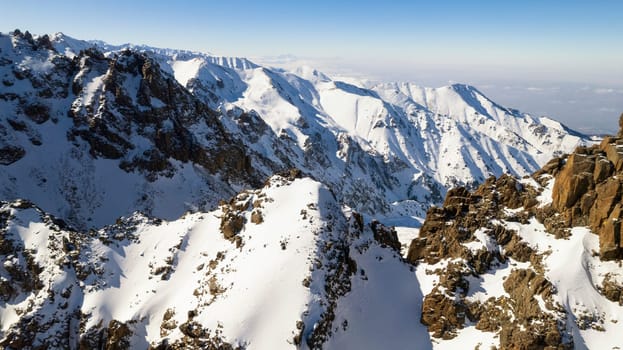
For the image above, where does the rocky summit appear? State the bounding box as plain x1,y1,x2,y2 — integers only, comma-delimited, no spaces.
407,114,623,349
0,29,622,349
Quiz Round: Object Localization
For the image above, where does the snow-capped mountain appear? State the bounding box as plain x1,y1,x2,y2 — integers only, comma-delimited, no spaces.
0,30,586,230
3,29,619,350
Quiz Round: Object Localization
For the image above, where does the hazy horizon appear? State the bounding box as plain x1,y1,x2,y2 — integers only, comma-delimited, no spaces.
3,0,622,134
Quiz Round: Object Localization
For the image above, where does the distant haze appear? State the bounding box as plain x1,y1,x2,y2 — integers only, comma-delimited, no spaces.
254,54,623,135
3,0,622,134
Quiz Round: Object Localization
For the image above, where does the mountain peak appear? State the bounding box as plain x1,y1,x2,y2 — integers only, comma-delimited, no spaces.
292,65,331,82
0,29,611,349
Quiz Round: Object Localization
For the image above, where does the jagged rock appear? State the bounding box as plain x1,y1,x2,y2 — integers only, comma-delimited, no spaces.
276,167,304,181
593,157,614,183
410,166,578,345
106,320,132,350
534,156,564,179
160,308,178,337
601,138,623,171
408,175,539,266
468,269,567,350
538,119,623,259
179,321,206,338
502,234,534,263
503,269,553,316
0,145,25,165
599,204,622,259
552,153,595,210
494,174,524,209
370,220,401,252
220,211,245,239
600,274,623,305
420,292,466,339
589,178,621,232
250,209,263,224
499,323,564,350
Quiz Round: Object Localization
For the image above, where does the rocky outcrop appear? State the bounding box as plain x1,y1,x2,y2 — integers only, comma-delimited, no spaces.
66,48,259,185
409,113,623,347
0,145,25,165
550,113,623,259
406,173,569,346
407,174,534,266
370,220,401,252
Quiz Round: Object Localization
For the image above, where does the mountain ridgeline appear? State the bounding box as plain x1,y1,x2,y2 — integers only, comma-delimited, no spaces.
2,29,622,349
0,29,586,229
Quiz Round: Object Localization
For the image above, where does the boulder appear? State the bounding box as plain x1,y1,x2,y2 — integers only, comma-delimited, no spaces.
593,157,614,183
0,145,25,165
602,142,623,171
420,292,465,339
600,204,622,260
220,212,245,239
589,178,621,231
552,153,595,210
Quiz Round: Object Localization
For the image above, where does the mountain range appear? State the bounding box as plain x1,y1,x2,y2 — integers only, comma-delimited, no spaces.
2,29,621,349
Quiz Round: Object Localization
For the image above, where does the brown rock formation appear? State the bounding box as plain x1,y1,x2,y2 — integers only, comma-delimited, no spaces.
552,151,595,210
548,116,623,259
410,113,623,347
406,172,569,344
407,174,533,266
370,220,401,252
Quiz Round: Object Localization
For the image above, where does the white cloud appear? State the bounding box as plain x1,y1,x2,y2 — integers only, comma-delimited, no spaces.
594,88,616,94
599,107,617,112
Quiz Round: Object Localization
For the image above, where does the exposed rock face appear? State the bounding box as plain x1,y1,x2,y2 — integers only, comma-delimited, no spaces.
406,174,569,347
0,145,26,165
370,220,401,252
409,114,623,348
66,48,258,185
1,29,620,349
0,31,293,229
552,151,595,209
407,174,533,266
550,121,623,259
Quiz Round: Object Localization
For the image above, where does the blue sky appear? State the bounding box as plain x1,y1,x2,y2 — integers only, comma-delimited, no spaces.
2,0,622,133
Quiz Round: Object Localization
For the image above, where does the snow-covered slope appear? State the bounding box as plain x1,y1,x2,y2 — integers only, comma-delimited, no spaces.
0,174,431,349
154,46,588,219
0,30,588,229
374,82,584,183
405,169,623,349
0,30,270,229
2,29,614,349
3,149,621,349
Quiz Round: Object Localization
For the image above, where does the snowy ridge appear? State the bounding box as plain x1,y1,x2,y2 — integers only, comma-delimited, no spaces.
0,175,430,349
1,30,615,349
2,30,585,227
404,172,623,349
5,175,620,348
157,45,587,201
0,31,254,228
